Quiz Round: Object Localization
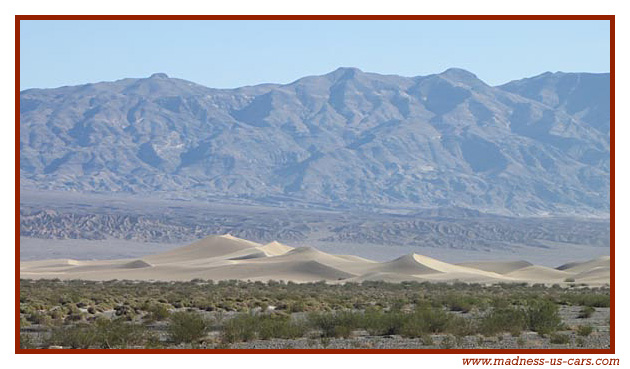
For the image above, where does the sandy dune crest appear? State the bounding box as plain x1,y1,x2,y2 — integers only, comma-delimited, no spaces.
20,235,610,285
557,256,610,273
456,260,533,274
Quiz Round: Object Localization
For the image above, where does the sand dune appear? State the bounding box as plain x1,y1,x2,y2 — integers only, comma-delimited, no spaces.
259,241,294,256
144,234,260,263
374,254,444,275
20,234,610,286
557,256,610,273
121,260,154,269
573,266,610,283
21,259,83,270
228,251,268,260
505,265,573,282
456,260,533,274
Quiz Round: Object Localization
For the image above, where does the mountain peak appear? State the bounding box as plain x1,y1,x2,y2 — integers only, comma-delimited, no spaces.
149,73,169,79
326,67,363,80
439,68,480,82
332,66,362,73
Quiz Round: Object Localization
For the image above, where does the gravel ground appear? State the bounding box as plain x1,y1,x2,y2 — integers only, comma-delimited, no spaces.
223,331,610,350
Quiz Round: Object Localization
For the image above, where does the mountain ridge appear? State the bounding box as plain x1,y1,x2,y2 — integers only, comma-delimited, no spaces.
20,68,610,216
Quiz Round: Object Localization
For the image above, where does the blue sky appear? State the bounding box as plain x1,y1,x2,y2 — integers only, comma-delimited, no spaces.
20,20,610,90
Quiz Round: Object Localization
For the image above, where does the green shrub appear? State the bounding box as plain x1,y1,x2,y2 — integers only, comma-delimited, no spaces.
361,306,457,338
144,333,164,349
577,325,593,337
289,301,307,312
413,306,453,334
308,312,337,337
94,318,148,348
167,311,208,344
47,324,98,349
397,315,425,338
362,310,406,336
257,315,307,340
221,314,256,343
20,316,30,328
440,335,456,349
578,306,596,319
527,300,562,335
447,315,477,337
308,311,362,338
441,294,477,313
143,303,171,322
20,333,35,349
220,313,307,342
47,317,148,349
27,311,51,325
418,307,453,335
320,336,331,348
564,294,610,308
50,309,65,320
479,307,527,336
113,305,137,320
549,333,570,344
306,308,458,338
330,324,353,338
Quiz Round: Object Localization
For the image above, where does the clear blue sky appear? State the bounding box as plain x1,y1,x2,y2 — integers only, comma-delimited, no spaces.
20,20,610,90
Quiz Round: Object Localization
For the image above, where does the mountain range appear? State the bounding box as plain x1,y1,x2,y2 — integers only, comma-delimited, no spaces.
19,68,610,216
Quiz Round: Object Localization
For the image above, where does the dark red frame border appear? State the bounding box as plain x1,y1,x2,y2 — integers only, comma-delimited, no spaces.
15,14,615,355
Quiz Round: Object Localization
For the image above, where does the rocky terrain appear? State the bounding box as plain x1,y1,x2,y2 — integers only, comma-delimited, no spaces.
20,190,609,264
20,205,609,250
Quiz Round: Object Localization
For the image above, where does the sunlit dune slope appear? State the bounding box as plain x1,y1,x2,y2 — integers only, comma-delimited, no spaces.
20,235,610,286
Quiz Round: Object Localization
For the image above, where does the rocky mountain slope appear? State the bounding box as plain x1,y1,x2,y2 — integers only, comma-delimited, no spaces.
19,68,610,216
